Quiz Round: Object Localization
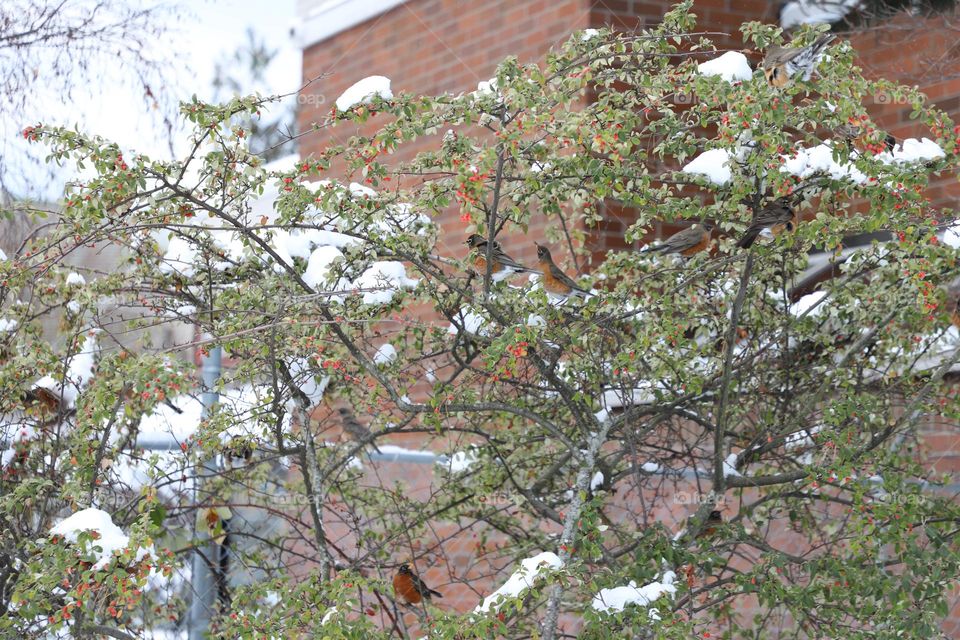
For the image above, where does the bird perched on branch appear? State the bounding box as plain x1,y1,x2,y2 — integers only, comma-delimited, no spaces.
393,563,442,605
465,234,537,281
337,407,381,454
833,122,897,154
762,33,835,88
696,510,724,540
21,386,63,415
944,275,960,330
535,243,591,300
641,222,714,257
737,200,798,249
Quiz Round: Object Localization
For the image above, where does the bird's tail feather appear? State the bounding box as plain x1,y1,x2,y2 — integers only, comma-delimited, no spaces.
737,228,760,249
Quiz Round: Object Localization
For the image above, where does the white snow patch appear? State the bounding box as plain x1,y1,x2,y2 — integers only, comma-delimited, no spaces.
50,508,134,570
335,76,393,111
348,181,377,199
681,149,733,185
785,425,822,465
944,222,960,249
697,51,753,82
321,606,338,625
270,228,360,272
159,236,198,278
376,444,436,461
136,382,303,449
526,314,546,328
600,381,663,409
374,343,397,365
441,449,478,473
65,272,86,286
641,461,661,473
591,571,677,614
288,358,330,408
302,245,345,290
786,427,817,450
376,202,432,237
355,261,418,305
581,28,600,41
0,319,17,332
474,77,499,97
790,290,828,317
475,552,564,613
723,453,741,478
590,471,605,491
781,143,866,184
448,306,489,336
881,137,945,164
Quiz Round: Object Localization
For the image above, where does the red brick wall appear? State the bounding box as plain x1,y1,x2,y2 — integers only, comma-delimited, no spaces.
297,0,960,630
299,0,593,270
848,14,960,212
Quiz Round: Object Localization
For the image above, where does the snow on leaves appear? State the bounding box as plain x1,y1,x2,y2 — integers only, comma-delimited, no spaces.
475,552,564,613
334,75,393,112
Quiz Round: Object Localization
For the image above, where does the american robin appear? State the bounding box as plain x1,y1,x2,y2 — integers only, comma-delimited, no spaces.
535,243,591,299
121,382,184,414
337,407,382,454
696,510,724,540
736,200,798,249
465,234,537,282
833,123,896,153
21,386,63,414
944,275,960,330
393,563,442,605
762,33,835,88
641,222,714,257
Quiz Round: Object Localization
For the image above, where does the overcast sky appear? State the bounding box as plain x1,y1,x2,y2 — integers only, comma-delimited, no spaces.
89,0,300,158
7,0,300,199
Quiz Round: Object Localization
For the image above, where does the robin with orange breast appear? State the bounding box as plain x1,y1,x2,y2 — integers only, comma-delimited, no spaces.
393,563,442,605
465,234,537,282
641,222,714,257
535,243,591,300
762,33,835,88
696,510,724,540
737,200,799,249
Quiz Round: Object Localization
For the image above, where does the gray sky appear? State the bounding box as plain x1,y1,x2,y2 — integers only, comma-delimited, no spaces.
8,0,300,199
90,0,300,159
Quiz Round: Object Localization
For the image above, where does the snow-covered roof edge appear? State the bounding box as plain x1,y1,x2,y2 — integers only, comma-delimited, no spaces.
293,0,408,49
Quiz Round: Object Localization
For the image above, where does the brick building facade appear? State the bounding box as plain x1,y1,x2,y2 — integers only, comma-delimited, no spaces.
292,0,960,633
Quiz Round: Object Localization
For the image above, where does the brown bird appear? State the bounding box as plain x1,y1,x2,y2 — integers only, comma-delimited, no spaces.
944,275,960,330
393,563,442,605
535,244,591,299
834,123,897,153
465,234,537,282
641,222,713,257
20,386,62,415
696,510,724,540
337,407,381,454
737,201,798,249
762,33,835,88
